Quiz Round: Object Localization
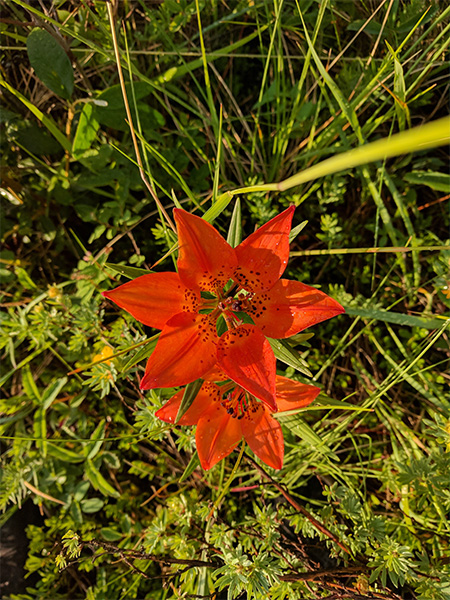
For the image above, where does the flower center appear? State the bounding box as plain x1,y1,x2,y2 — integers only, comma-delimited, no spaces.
219,385,262,420
199,286,255,331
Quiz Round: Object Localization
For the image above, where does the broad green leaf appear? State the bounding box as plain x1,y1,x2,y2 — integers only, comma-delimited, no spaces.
72,103,100,158
26,28,74,99
268,338,312,378
105,262,151,279
404,171,450,193
100,527,123,541
73,481,90,501
81,498,104,514
85,459,119,498
175,379,204,424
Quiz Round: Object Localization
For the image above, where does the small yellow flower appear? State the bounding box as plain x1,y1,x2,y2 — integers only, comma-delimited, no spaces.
93,345,114,365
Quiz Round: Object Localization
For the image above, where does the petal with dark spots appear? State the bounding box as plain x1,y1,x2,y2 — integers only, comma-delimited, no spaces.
140,312,218,389
174,209,238,293
234,206,295,292
102,272,199,329
217,325,277,411
246,279,345,338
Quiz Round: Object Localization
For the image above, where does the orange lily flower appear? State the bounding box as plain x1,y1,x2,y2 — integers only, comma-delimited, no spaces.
155,366,320,470
102,207,344,405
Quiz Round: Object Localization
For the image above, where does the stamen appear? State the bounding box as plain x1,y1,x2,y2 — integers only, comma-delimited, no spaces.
220,387,255,419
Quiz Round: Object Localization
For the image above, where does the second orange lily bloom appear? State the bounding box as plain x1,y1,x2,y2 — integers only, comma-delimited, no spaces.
156,365,320,470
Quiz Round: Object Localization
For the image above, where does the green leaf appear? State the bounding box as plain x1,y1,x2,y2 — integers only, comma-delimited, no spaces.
227,199,242,248
72,103,100,159
81,498,104,514
22,364,41,403
15,265,37,290
33,406,47,457
268,338,312,377
85,459,119,498
175,379,204,424
277,414,335,457
203,191,234,223
47,443,85,463
122,338,159,371
404,171,450,193
105,263,151,280
179,452,200,482
94,82,164,132
100,527,123,541
343,306,445,329
313,395,372,412
0,78,71,151
41,377,67,410
26,28,74,99
386,41,410,130
85,419,106,460
289,220,308,244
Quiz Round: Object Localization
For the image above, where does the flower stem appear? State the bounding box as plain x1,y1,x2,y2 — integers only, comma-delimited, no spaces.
207,441,246,520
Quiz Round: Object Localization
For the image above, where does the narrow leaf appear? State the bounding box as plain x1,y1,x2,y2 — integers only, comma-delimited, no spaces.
344,306,445,329
41,377,67,410
47,443,85,463
175,379,204,424
226,198,242,248
85,420,106,460
122,338,159,371
85,459,119,498
179,452,201,482
105,263,151,279
289,220,308,244
268,338,312,377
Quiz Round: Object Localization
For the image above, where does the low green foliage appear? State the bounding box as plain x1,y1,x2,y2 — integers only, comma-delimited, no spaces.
1,1,449,599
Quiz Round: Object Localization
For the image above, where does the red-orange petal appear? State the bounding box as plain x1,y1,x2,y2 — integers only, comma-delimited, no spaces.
140,312,218,389
217,325,277,411
241,405,284,470
174,209,238,293
234,206,295,292
202,364,230,383
275,376,320,412
155,381,221,426
102,272,199,330
195,402,242,470
246,279,345,338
